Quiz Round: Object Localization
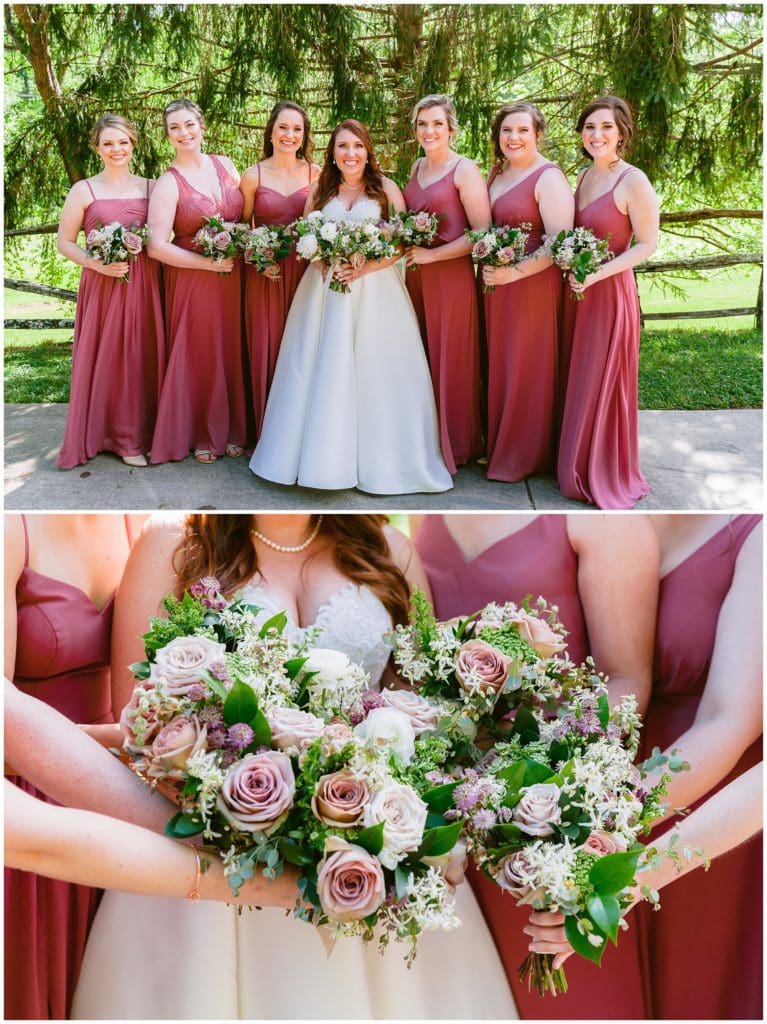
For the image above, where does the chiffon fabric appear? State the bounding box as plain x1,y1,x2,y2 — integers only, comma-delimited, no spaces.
484,164,564,480
249,198,452,494
72,583,517,1020
150,155,247,463
244,164,310,438
557,167,650,509
404,159,483,473
56,182,165,468
414,514,651,1019
635,515,762,1020
5,516,122,1020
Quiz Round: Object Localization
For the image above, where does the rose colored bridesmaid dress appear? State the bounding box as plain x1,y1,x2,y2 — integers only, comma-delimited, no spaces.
636,515,762,1020
56,181,165,468
404,159,483,473
244,164,310,439
557,168,650,509
4,516,125,1020
414,514,651,1020
484,165,565,481
150,155,247,463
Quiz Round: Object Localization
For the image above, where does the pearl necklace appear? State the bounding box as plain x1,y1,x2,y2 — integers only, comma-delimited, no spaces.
251,516,323,554
340,177,364,191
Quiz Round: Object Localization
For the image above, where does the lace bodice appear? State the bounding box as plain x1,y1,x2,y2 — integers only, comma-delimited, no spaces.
320,197,382,223
237,580,393,687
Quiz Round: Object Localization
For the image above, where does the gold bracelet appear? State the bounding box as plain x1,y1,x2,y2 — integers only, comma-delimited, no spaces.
188,849,202,903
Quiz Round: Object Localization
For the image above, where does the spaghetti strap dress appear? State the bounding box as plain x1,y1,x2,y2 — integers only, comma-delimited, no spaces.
557,167,650,509
4,516,126,1020
150,155,247,463
635,515,762,1020
244,163,310,439
56,179,165,468
484,164,565,481
404,159,483,473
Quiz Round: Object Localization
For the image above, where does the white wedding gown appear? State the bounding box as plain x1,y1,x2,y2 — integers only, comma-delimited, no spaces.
72,583,517,1020
249,198,453,495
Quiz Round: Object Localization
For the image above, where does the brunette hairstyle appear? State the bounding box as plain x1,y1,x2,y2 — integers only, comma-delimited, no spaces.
576,96,634,162
490,102,547,165
262,100,314,162
411,94,459,136
90,114,138,151
312,120,389,214
174,514,412,626
162,98,205,135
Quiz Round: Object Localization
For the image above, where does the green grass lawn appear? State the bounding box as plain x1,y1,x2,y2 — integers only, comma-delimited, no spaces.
638,265,761,333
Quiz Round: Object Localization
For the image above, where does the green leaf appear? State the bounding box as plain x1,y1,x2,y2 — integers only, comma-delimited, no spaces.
201,669,228,700
416,821,462,858
355,820,385,855
181,775,202,796
165,811,205,838
223,678,259,726
511,705,539,743
423,780,459,813
278,838,315,866
589,851,640,894
259,611,287,637
128,660,151,679
248,706,272,748
426,811,448,829
586,892,621,943
522,758,554,787
491,822,523,844
596,694,610,729
285,656,309,680
564,913,607,965
496,760,526,794
394,865,410,900
548,740,570,765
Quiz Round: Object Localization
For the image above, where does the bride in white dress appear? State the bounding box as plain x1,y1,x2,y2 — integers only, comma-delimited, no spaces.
249,121,453,495
72,514,516,1020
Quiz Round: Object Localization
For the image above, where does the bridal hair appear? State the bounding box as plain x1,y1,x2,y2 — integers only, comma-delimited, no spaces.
313,120,389,214
175,515,412,626
576,96,634,162
411,94,459,137
262,100,314,162
490,102,547,165
90,114,138,150
162,98,205,134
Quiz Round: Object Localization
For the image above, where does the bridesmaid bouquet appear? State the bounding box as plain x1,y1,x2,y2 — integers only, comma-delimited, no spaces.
466,224,531,293
194,215,249,273
238,224,294,277
389,209,443,268
120,578,471,962
292,211,397,293
85,220,151,282
542,227,612,300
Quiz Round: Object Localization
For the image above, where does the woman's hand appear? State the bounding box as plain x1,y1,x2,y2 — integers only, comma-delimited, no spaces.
483,264,519,288
334,260,372,286
209,256,235,274
89,258,131,278
523,910,574,970
261,264,281,281
567,268,603,295
404,245,435,268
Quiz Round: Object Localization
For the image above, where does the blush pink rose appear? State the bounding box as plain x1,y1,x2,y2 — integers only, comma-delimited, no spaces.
377,688,442,736
119,687,161,751
472,239,491,259
217,751,295,834
317,837,386,922
512,612,566,659
581,830,627,856
350,252,367,270
311,771,370,827
413,211,432,231
266,706,325,752
213,230,232,251
496,246,516,265
148,716,207,778
497,849,543,900
511,782,562,837
455,639,512,697
150,635,226,697
122,231,143,255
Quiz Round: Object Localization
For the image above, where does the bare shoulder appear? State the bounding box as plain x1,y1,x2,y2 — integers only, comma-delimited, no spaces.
621,165,655,197
382,175,404,202
131,512,187,561
240,163,261,186
567,513,657,552
309,162,322,179
152,170,179,198
4,515,27,581
383,523,416,573
455,156,484,185
66,179,92,205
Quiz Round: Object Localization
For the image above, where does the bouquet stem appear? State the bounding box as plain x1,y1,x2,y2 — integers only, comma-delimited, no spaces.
518,953,568,997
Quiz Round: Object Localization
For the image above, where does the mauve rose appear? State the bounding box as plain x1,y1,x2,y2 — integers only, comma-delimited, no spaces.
320,720,355,755
217,750,295,834
455,639,512,698
266,705,325,752
350,252,367,270
473,239,490,259
496,246,516,265
497,849,542,899
150,635,226,697
213,231,232,251
512,612,566,659
86,229,104,246
317,836,386,922
511,782,562,837
148,715,207,777
122,231,143,255
581,830,627,857
413,211,432,231
363,780,428,869
311,770,370,827
119,688,161,750
377,688,442,736
262,246,275,260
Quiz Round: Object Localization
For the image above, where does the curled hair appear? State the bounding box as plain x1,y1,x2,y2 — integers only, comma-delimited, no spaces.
490,102,547,165
90,114,137,151
174,514,412,627
313,120,389,214
262,100,314,163
163,98,205,135
411,94,459,137
576,96,634,163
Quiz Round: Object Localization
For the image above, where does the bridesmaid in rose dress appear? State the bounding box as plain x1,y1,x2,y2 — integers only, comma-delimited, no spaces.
148,99,247,464
481,103,573,481
635,514,762,1019
403,95,491,473
557,96,659,509
4,514,136,1020
240,101,320,439
413,512,659,1020
56,115,164,469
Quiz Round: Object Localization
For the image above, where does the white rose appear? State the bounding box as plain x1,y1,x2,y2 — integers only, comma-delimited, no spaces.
363,780,428,869
377,688,442,736
304,648,353,697
511,782,562,837
296,233,319,259
320,221,338,242
150,635,226,697
307,210,323,222
363,221,378,236
266,705,325,752
354,706,416,765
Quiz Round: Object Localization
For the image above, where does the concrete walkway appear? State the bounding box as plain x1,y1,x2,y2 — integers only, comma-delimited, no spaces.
4,404,762,511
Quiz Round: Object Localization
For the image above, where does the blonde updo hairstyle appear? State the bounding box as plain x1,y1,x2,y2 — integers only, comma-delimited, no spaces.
90,114,138,151
411,94,459,138
162,98,205,136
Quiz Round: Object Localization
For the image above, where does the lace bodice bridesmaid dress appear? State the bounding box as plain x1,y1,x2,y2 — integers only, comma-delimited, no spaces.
557,168,650,509
150,155,247,463
56,181,165,468
72,580,516,1020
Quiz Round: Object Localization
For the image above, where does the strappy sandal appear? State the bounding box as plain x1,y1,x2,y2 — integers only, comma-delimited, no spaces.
225,444,244,458
194,449,218,464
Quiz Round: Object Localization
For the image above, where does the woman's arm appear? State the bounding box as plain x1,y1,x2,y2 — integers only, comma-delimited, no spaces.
239,164,260,224
567,514,658,714
56,181,130,277
405,158,491,266
4,515,25,682
146,173,233,273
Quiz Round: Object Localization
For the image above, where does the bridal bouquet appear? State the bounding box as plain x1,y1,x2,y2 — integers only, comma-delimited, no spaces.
194,215,249,271
542,227,612,300
292,211,398,293
238,224,295,276
85,221,151,282
466,224,531,293
389,210,443,268
120,578,470,961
